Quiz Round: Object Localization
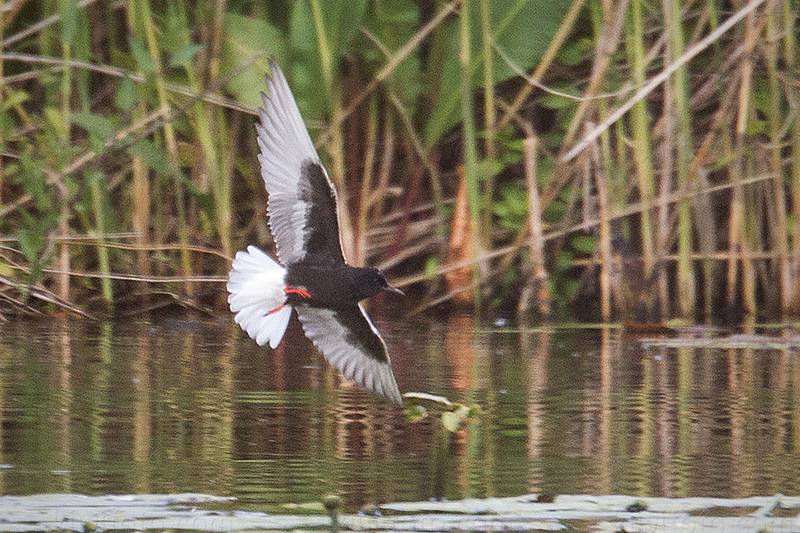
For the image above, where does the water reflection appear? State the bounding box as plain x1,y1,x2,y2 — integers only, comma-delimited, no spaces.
0,316,798,509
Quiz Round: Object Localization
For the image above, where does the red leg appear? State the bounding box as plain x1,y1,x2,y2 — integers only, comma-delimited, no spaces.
285,286,311,299
267,304,286,315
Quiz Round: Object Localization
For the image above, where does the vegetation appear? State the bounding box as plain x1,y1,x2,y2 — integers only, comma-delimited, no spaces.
0,0,798,323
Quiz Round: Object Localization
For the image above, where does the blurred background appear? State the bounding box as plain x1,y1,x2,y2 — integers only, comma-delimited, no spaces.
0,0,798,323
3,1,800,517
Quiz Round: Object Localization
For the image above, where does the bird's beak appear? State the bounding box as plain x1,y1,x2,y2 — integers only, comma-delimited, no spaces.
385,284,405,296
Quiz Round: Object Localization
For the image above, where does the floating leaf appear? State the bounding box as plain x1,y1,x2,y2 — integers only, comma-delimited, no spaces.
442,405,471,433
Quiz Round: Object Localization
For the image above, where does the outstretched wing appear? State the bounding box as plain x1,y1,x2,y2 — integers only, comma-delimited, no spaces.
257,61,345,265
295,305,402,405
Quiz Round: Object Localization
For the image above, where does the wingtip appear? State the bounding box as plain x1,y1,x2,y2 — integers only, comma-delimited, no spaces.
381,371,403,406
388,388,403,406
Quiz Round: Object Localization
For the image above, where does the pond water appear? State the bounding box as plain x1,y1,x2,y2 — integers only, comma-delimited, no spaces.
0,312,798,512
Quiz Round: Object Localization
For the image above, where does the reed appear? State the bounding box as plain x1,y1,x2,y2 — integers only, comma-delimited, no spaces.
625,0,654,279
666,0,695,319
765,2,789,314
479,0,496,247
0,0,798,323
789,2,800,315
88,170,113,303
459,0,483,305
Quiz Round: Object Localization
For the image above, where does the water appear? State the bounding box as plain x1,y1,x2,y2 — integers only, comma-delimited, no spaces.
0,314,798,511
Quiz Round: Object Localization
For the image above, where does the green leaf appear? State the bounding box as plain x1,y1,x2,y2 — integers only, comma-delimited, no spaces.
362,0,423,110
424,0,575,147
541,87,580,110
476,158,503,182
128,36,157,74
115,76,136,111
2,90,29,110
557,37,592,66
555,250,573,272
494,182,528,233
127,140,171,174
72,111,116,138
571,234,595,254
221,13,286,108
403,404,428,423
169,42,207,68
745,119,766,136
424,256,440,277
44,107,69,141
289,0,367,121
18,156,52,211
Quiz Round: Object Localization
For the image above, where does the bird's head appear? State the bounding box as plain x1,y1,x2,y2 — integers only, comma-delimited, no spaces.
353,267,404,301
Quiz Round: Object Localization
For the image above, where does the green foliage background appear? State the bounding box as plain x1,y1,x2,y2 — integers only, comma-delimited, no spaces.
1,0,799,322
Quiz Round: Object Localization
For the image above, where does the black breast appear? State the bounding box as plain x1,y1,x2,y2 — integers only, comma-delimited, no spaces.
286,258,358,308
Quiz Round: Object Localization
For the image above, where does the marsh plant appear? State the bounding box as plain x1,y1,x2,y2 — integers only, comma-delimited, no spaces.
0,1,797,323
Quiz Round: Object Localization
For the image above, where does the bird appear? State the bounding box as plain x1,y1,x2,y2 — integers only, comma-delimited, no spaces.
227,61,404,405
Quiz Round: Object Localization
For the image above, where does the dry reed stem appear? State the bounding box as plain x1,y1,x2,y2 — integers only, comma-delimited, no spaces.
520,137,549,318
317,0,459,149
562,0,631,148
39,269,225,284
443,167,475,306
586,126,611,321
1,53,251,113
394,171,778,299
2,0,99,47
764,1,790,314
496,0,588,133
0,274,94,319
563,0,768,163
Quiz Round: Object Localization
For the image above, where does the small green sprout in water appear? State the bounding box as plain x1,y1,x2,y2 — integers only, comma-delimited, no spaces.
323,494,341,533
402,392,480,432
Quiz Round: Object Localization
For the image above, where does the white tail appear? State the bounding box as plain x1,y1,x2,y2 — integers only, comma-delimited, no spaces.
227,245,292,349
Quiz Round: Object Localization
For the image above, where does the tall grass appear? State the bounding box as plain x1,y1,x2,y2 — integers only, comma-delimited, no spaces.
0,0,798,323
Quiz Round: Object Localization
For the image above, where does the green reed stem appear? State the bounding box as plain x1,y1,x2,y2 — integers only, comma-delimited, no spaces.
131,0,194,291
667,0,695,318
459,0,482,305
0,6,5,205
358,96,379,267
627,0,655,274
787,1,800,312
479,0,495,248
89,171,113,303
765,4,789,314
174,0,231,258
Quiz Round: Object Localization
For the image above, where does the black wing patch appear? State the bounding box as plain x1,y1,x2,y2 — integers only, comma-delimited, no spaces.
295,305,402,404
299,161,346,262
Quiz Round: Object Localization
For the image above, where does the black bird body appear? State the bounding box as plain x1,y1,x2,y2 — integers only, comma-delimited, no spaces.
227,62,403,404
286,258,395,309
